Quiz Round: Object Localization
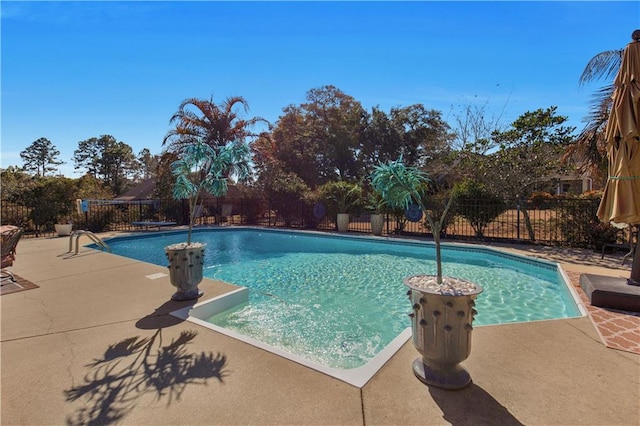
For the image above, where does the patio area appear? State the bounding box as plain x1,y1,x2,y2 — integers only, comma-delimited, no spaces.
1,230,638,425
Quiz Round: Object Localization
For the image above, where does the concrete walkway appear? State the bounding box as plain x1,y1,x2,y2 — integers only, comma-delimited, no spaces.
1,231,638,425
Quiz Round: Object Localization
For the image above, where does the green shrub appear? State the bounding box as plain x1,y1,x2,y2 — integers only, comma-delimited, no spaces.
452,180,507,237
528,191,555,209
318,181,363,216
268,172,311,227
555,194,608,248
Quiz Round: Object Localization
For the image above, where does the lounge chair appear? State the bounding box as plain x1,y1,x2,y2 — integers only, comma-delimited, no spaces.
1,226,24,286
131,221,177,231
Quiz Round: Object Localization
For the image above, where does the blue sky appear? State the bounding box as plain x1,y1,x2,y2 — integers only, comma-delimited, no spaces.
2,1,639,177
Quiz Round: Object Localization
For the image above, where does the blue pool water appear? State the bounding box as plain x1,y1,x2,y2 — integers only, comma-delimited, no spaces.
104,228,581,369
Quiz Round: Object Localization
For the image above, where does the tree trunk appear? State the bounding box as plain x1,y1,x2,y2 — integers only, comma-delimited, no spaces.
521,207,536,242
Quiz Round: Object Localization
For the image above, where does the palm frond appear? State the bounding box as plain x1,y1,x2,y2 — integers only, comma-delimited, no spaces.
172,173,198,200
565,47,623,180
222,96,250,115
370,158,430,210
584,84,615,123
579,50,623,86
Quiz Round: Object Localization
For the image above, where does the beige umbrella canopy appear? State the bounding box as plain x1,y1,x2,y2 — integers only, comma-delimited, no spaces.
596,30,640,284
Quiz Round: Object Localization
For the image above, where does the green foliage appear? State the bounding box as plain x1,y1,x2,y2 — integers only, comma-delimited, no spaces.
388,104,455,169
302,86,367,181
75,174,114,200
20,177,78,229
258,86,366,187
254,86,457,194
362,105,455,172
365,189,388,214
0,167,116,232
370,158,429,211
137,148,158,180
163,95,261,239
20,137,64,177
73,135,138,194
154,152,179,199
371,157,454,283
452,180,507,237
555,193,608,248
456,107,576,199
267,171,311,227
489,107,576,198
389,206,408,234
301,190,323,229
0,167,39,203
170,139,250,244
360,106,403,169
318,181,363,215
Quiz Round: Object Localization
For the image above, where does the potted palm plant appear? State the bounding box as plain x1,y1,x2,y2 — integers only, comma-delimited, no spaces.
55,218,74,237
371,157,482,390
164,139,250,301
366,189,387,236
320,181,362,232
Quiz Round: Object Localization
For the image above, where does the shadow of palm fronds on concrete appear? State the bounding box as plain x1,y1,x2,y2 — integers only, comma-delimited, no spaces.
64,328,227,426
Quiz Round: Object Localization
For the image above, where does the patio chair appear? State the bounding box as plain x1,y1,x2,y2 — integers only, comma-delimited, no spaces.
1,226,24,286
221,204,233,224
189,203,205,225
601,225,637,265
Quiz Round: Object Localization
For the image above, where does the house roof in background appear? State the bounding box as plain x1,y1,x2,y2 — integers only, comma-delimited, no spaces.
114,178,155,201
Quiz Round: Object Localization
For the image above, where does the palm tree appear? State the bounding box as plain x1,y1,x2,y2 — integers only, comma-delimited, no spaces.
162,96,262,243
563,49,623,182
163,96,268,154
171,139,250,245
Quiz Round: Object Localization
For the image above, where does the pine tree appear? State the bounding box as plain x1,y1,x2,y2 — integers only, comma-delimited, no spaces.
19,137,65,177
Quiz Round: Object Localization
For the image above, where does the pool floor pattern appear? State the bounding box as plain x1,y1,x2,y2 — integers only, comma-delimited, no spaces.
566,271,640,355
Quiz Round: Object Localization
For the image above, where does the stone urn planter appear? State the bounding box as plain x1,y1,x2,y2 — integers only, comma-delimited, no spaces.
55,223,73,237
165,242,206,301
404,274,483,390
336,213,350,232
370,213,384,236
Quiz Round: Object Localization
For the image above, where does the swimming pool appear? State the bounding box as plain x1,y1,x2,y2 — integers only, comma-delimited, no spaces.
104,227,583,385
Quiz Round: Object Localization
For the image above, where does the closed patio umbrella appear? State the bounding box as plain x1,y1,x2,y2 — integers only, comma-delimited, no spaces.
597,30,640,284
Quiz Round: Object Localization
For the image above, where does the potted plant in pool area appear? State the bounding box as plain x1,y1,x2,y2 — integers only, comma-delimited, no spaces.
55,219,74,237
164,139,250,301
371,157,483,390
320,181,363,233
55,203,76,236
366,189,387,236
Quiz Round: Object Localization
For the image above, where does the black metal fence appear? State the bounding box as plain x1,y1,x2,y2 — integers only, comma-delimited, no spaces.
0,196,603,248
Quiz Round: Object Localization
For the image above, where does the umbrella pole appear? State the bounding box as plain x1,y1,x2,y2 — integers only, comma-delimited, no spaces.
629,226,640,286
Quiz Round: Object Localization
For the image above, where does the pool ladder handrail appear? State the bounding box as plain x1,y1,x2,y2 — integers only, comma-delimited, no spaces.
68,230,111,255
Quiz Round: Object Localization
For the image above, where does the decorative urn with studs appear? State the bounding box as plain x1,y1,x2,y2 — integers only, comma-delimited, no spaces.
165,242,206,301
404,275,483,390
370,157,482,389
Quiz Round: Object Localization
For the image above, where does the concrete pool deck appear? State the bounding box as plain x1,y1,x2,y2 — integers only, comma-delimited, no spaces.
1,230,638,425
